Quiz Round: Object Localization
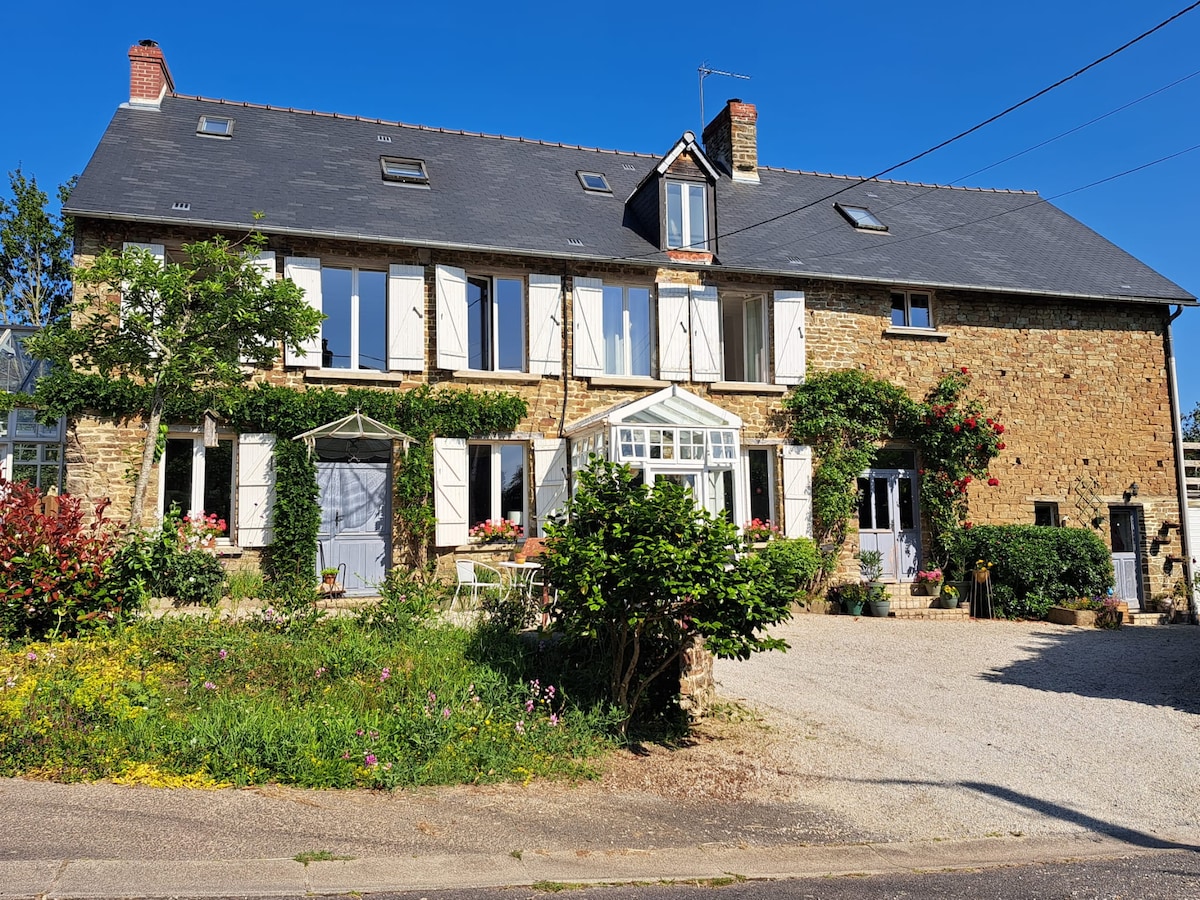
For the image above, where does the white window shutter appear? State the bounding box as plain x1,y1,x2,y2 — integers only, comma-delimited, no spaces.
284,257,322,367
435,265,468,370
241,251,277,364
528,274,562,376
533,438,569,536
387,264,425,371
120,241,165,324
657,284,691,382
237,433,276,547
773,290,806,386
782,444,813,539
572,277,604,377
433,437,469,546
689,285,720,382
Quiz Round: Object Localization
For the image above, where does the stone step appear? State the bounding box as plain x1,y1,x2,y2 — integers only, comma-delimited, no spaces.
1128,611,1170,626
891,606,970,620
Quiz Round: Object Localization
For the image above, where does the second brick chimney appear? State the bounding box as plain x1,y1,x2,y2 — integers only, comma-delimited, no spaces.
702,99,759,183
129,40,174,107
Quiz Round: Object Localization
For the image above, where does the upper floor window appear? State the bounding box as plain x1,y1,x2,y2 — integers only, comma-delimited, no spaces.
836,203,887,231
890,290,932,329
380,157,430,186
602,285,653,377
666,181,708,250
722,293,768,383
196,116,234,138
468,275,525,372
322,266,387,370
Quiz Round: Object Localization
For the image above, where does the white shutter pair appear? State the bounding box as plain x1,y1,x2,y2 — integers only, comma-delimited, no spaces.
656,283,722,382
236,433,276,547
432,437,568,545
435,265,562,374
283,257,426,371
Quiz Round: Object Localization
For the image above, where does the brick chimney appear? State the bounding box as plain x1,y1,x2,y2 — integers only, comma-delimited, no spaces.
128,40,174,107
702,99,759,183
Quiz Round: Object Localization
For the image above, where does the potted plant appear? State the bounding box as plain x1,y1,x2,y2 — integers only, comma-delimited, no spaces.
939,584,960,609
837,582,867,616
320,567,338,586
856,550,890,617
973,558,994,584
915,567,943,596
743,518,781,543
867,581,891,618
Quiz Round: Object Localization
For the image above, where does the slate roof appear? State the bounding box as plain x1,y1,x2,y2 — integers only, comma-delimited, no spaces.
65,94,1194,305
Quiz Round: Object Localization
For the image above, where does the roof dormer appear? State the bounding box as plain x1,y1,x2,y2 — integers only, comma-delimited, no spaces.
625,131,720,263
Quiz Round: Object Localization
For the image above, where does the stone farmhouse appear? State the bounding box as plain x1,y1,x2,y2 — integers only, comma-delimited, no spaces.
60,42,1196,610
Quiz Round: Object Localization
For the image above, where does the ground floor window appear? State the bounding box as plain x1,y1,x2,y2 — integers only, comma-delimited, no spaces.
468,443,526,533
1034,501,1060,526
0,409,64,491
160,436,234,534
747,447,775,524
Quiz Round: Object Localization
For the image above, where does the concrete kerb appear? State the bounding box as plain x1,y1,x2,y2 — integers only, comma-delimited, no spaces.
2,833,1191,898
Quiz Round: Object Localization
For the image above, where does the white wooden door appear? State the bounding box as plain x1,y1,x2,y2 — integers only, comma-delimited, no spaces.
857,469,921,582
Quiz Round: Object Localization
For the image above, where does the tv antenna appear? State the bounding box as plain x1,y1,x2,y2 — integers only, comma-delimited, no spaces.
698,62,751,130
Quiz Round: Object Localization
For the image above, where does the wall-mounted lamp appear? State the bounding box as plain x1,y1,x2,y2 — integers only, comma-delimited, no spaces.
1129,482,1139,497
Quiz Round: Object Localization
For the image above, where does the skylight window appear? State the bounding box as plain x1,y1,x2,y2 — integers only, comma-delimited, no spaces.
196,116,234,138
380,157,430,185
835,203,887,231
577,171,612,193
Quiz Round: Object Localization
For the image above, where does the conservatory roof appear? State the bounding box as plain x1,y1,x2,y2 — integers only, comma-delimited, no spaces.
565,385,741,435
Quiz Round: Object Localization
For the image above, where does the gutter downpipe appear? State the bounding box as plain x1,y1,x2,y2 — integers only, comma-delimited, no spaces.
1165,305,1195,623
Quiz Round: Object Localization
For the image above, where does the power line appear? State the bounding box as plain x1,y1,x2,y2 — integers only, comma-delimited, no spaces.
608,0,1200,262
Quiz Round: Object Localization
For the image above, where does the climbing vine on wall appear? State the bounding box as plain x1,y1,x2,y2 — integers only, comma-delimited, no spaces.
32,371,527,578
783,366,1004,574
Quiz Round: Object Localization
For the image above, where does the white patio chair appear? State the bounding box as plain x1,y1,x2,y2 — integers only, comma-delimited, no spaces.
451,560,503,611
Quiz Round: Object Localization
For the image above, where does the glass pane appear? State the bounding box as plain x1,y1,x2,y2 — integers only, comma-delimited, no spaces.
14,443,37,462
898,477,915,531
1110,511,1136,554
163,438,195,516
745,296,765,382
358,270,387,370
873,477,890,529
687,184,706,249
499,444,525,526
708,469,735,523
909,293,931,329
628,287,651,377
468,444,492,527
42,444,60,462
0,413,7,438
603,286,625,375
749,448,771,523
890,294,907,327
12,464,37,485
857,477,872,529
874,449,916,469
202,440,233,532
467,277,490,370
14,409,38,436
665,182,683,248
321,267,353,369
1034,503,1058,527
495,278,524,371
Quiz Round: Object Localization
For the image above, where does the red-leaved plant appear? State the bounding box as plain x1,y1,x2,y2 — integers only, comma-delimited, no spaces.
0,479,129,640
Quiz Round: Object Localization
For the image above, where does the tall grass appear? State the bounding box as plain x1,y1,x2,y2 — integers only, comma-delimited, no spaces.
0,614,616,788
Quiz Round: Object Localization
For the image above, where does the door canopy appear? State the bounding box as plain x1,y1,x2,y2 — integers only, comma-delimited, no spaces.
293,411,413,462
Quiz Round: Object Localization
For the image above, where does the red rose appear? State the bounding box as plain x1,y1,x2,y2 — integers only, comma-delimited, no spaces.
960,366,969,374
953,425,961,432
996,442,1006,450
964,521,974,529
987,477,1000,486
994,424,1005,434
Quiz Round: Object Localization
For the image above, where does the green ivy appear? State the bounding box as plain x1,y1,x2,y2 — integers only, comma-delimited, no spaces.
32,371,527,578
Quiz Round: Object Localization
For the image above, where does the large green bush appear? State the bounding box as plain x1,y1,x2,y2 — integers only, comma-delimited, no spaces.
756,537,824,602
946,525,1114,619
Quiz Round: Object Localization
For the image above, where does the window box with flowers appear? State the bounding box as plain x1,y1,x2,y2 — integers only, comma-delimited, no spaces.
469,518,524,544
743,518,781,545
178,511,227,553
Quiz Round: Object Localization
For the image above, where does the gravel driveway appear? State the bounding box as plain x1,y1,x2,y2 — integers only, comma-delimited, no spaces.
715,616,1200,845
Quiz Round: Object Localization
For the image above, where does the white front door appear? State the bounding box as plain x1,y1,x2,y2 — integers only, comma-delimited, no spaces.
857,469,921,582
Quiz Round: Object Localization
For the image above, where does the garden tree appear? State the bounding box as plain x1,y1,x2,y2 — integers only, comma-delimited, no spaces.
1184,402,1199,442
0,169,76,325
542,460,791,736
29,233,322,529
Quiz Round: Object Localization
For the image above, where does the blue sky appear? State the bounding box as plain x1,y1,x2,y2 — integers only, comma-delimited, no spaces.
7,1,1200,414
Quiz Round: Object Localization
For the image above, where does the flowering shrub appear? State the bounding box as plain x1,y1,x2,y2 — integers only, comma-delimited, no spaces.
743,518,781,542
0,479,133,640
469,518,523,542
916,568,943,584
178,511,227,552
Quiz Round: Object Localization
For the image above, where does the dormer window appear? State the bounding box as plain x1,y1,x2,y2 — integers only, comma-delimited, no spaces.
835,203,887,231
666,181,708,250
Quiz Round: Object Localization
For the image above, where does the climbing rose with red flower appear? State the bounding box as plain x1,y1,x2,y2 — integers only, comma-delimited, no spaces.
987,476,1000,486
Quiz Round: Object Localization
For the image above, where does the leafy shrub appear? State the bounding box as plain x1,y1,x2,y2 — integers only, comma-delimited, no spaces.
225,568,265,602
946,525,1113,619
360,569,444,633
164,550,226,606
0,479,133,640
756,537,822,602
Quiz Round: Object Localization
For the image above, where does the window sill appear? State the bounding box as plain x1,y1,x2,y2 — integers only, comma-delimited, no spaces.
451,370,542,385
884,326,947,340
710,381,789,394
306,368,415,384
587,376,671,389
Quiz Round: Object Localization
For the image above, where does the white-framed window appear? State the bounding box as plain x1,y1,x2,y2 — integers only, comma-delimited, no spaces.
468,275,525,372
160,435,234,538
708,430,737,462
321,266,388,370
1,410,64,491
722,293,768,382
666,181,708,250
890,290,932,329
602,284,653,377
746,447,776,525
468,443,527,532
9,442,62,491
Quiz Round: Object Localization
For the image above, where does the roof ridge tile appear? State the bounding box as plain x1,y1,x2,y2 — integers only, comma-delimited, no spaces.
756,164,1037,195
